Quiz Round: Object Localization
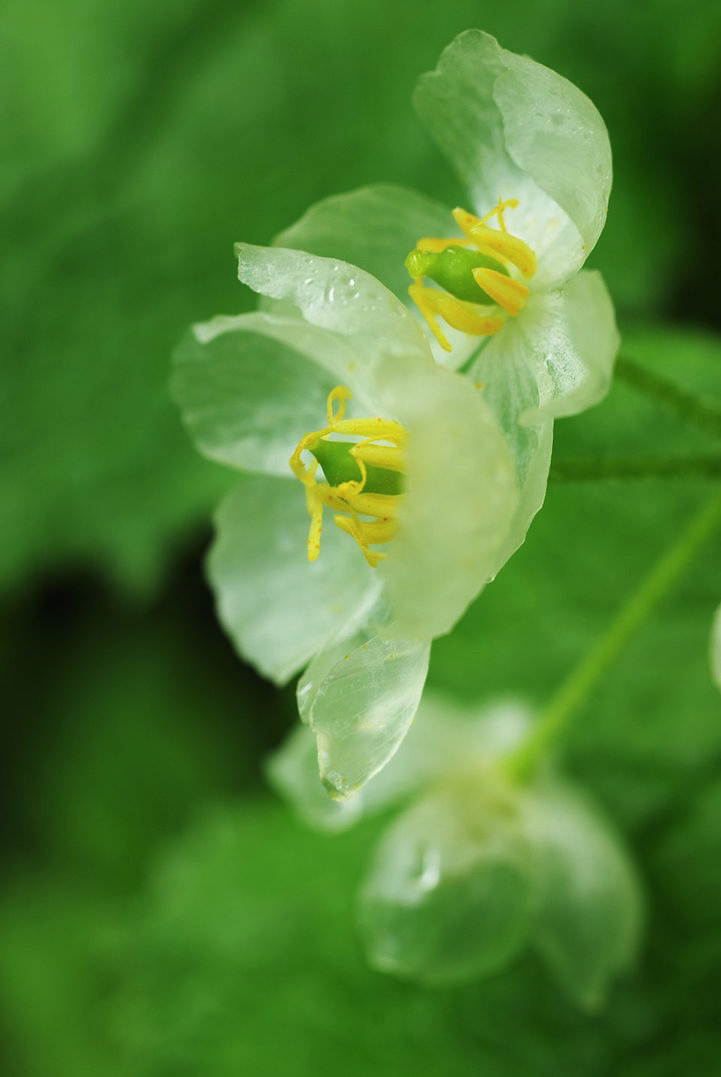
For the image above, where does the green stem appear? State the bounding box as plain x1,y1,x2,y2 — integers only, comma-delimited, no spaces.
506,486,721,780
457,339,488,376
550,453,721,482
615,355,721,440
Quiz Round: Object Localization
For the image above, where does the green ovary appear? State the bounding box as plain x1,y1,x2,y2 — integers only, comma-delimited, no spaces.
311,438,404,495
405,245,509,303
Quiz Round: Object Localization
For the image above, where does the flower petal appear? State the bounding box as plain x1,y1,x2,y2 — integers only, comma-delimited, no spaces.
208,476,380,685
269,694,533,831
470,339,554,573
377,361,518,639
296,630,430,800
414,30,612,285
235,244,431,399
359,784,535,984
273,183,452,308
471,269,619,425
172,312,359,475
527,779,644,1009
271,185,471,369
265,723,367,831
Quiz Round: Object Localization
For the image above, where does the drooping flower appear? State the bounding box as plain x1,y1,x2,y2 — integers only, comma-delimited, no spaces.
173,245,519,799
274,29,620,562
269,693,643,1008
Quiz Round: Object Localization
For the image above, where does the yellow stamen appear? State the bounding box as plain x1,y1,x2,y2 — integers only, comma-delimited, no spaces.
472,267,530,317
327,384,350,422
290,386,406,567
329,417,407,444
321,487,401,519
406,196,538,352
333,516,397,568
452,206,537,279
409,283,505,352
352,440,405,472
416,236,473,253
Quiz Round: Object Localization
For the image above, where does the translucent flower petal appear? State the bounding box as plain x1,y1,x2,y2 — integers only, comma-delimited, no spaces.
711,605,721,692
268,695,533,831
208,476,380,686
273,183,452,309
271,184,471,370
527,780,643,1009
471,270,619,425
377,361,518,639
470,341,554,574
359,784,535,984
172,312,356,475
296,630,431,800
266,723,367,831
235,244,431,400
413,30,612,285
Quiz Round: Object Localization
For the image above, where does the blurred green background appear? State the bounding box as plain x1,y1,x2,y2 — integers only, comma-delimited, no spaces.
3,1,721,1073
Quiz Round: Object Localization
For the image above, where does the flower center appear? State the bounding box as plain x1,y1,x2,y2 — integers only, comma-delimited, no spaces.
405,197,537,352
289,386,406,568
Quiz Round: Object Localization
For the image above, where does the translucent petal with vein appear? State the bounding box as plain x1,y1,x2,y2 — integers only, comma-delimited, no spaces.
208,476,381,685
470,269,619,425
413,30,612,286
297,631,431,800
527,779,644,1010
360,784,535,984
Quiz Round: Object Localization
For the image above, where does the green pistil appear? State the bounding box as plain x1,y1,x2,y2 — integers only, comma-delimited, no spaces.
310,438,403,495
404,244,509,303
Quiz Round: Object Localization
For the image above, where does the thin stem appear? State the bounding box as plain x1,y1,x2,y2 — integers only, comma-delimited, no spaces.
506,486,721,780
457,339,487,376
550,453,721,482
615,355,721,440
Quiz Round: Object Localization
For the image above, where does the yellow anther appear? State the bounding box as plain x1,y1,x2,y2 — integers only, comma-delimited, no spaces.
468,225,537,280
409,283,504,352
290,386,406,567
330,416,407,444
352,440,405,473
327,384,350,422
416,236,473,253
321,487,401,519
333,515,398,568
472,267,530,317
452,206,537,279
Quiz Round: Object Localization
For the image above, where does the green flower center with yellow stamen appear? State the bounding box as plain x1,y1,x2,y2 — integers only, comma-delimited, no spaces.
405,245,511,304
289,386,406,568
405,197,538,352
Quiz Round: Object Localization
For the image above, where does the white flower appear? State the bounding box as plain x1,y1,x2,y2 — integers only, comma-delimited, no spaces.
173,29,620,802
274,29,620,563
173,246,518,799
269,693,643,1007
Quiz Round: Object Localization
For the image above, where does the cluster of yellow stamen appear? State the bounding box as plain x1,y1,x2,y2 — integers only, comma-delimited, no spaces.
407,197,537,352
289,386,406,568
